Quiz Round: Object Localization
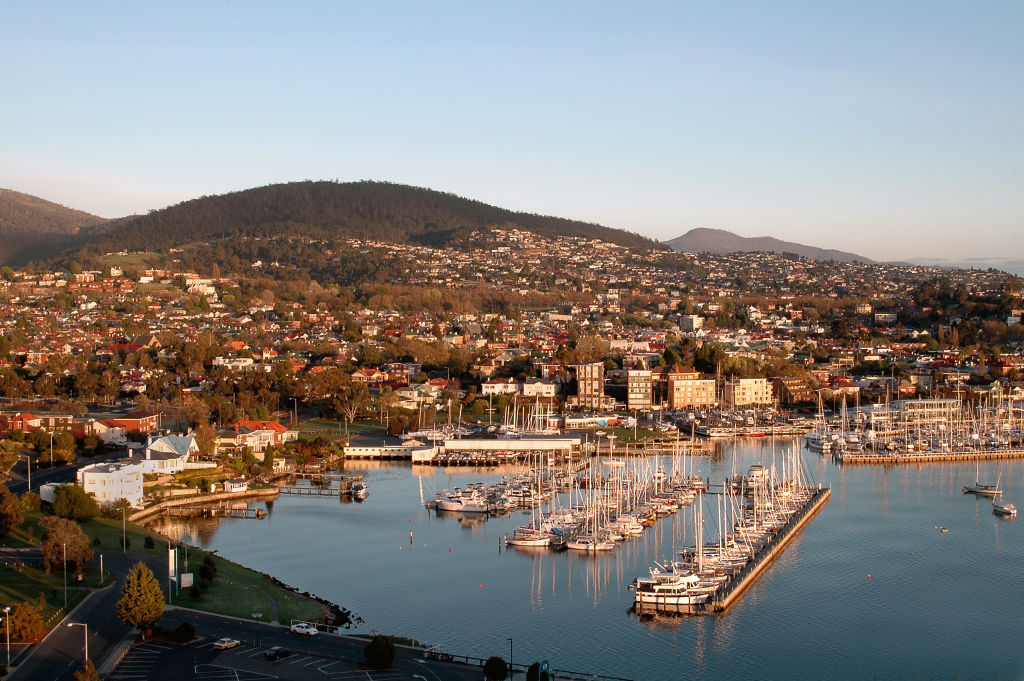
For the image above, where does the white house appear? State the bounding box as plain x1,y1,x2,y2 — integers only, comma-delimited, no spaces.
127,434,198,474
77,462,144,508
521,377,559,398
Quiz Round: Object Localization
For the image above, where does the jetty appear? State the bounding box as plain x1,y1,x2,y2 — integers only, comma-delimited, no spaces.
836,448,1024,465
710,486,830,612
163,503,267,519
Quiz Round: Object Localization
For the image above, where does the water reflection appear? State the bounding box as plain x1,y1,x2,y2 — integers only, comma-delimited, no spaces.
144,440,1024,681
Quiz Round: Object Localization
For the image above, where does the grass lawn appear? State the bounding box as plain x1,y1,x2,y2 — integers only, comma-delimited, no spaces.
80,516,169,556
0,562,108,623
168,551,322,625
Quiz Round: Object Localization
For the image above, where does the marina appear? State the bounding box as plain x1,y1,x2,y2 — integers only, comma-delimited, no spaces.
148,438,1024,681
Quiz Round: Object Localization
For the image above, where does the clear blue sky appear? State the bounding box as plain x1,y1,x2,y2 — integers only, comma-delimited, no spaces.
3,1,1021,261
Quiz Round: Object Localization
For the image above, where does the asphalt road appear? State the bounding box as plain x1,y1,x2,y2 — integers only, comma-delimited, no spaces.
8,548,482,681
4,449,123,496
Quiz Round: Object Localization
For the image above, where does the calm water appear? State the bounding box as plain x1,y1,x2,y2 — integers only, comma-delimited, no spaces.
149,441,1024,681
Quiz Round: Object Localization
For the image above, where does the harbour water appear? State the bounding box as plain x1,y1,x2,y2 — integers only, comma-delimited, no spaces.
148,439,1024,681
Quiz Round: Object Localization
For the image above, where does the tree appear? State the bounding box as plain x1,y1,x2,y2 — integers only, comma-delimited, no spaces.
116,562,165,630
483,655,508,681
40,516,94,575
74,659,100,681
6,600,44,642
262,444,275,471
363,634,395,669
0,484,23,539
52,484,99,521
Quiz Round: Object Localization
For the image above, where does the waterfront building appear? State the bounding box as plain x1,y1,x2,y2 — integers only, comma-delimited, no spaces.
570,362,607,410
893,398,960,423
666,369,717,409
627,368,653,411
77,462,144,508
723,378,773,407
771,376,815,404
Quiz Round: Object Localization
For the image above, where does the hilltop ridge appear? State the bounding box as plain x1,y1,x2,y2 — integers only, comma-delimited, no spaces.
665,227,874,263
0,187,107,264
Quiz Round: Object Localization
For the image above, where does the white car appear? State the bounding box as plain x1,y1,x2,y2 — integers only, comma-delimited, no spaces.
290,622,319,636
212,637,241,650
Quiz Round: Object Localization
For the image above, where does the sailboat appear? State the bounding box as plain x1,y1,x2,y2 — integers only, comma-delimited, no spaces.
992,493,1017,517
962,462,1001,496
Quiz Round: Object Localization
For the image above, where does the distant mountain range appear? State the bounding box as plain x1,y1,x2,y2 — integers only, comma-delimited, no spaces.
0,188,107,265
664,228,875,263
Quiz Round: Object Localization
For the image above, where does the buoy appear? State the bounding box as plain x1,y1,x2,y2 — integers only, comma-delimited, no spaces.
479,583,484,588
867,574,871,579
449,547,452,552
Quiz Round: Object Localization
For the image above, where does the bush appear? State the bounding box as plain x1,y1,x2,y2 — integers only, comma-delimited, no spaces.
364,634,395,669
19,491,41,513
174,621,196,642
92,537,101,546
189,584,203,601
483,656,508,681
527,662,540,681
120,536,131,549
198,563,216,583
144,536,155,549
52,485,98,521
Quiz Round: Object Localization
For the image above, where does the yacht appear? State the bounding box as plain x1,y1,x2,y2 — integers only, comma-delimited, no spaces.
992,494,1017,517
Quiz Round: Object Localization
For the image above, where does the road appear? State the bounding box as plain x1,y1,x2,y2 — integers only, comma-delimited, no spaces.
4,449,122,496
8,549,482,681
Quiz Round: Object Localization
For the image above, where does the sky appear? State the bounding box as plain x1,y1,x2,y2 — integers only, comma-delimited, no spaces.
2,1,1022,262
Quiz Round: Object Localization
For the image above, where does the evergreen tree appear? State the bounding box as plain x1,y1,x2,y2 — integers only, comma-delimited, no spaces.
52,484,99,521
116,562,164,630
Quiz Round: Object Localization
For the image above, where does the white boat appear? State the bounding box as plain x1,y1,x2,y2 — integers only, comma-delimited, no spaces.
992,490,1017,517
566,534,615,552
351,481,368,499
631,565,710,612
435,485,489,513
505,526,551,547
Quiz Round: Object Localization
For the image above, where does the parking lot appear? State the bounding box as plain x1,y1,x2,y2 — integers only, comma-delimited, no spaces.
108,636,453,681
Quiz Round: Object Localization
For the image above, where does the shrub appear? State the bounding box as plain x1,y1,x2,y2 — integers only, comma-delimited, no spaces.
120,536,131,549
364,634,395,669
144,535,155,549
174,621,196,642
189,584,203,601
483,656,508,681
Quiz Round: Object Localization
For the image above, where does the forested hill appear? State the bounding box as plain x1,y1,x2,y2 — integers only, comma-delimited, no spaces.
0,188,107,265
69,181,658,258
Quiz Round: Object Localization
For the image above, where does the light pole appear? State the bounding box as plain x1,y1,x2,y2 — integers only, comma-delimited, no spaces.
121,505,126,553
507,638,513,679
24,454,30,492
62,542,67,608
67,622,87,663
3,605,10,669
49,431,54,467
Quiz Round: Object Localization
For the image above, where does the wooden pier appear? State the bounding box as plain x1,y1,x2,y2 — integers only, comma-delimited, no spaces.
164,504,267,519
836,448,1024,465
279,485,354,497
710,486,831,613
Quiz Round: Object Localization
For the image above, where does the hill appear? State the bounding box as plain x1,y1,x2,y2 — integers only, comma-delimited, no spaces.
0,188,107,265
66,181,658,261
665,227,874,263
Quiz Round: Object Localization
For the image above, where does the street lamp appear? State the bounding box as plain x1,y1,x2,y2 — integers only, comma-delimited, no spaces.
67,622,87,663
63,542,67,608
122,505,126,553
24,454,30,492
3,606,10,668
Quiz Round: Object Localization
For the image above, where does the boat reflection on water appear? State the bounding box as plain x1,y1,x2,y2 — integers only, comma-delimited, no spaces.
433,508,489,529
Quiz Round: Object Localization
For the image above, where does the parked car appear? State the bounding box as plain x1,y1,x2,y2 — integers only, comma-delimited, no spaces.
264,646,293,660
290,622,319,636
212,638,241,650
